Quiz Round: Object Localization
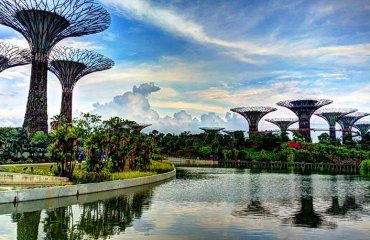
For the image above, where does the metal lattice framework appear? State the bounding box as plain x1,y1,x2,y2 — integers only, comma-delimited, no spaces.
338,112,370,140
0,0,111,134
199,127,225,133
49,47,114,122
276,98,332,141
0,42,30,72
315,108,357,140
230,107,277,133
353,122,370,138
131,123,152,132
265,118,298,132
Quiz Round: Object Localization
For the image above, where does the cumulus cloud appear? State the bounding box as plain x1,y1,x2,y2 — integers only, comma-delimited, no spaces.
92,82,246,134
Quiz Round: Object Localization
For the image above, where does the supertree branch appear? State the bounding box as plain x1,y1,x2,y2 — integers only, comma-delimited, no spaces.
131,123,152,132
230,106,277,133
0,42,30,72
0,0,111,134
354,122,370,137
276,98,332,141
315,108,357,140
265,118,298,132
49,47,114,122
338,112,370,140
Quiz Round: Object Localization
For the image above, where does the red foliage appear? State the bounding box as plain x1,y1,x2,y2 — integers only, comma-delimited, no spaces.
288,141,302,149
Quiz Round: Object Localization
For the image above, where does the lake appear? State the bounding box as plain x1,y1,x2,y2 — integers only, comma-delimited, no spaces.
0,167,369,239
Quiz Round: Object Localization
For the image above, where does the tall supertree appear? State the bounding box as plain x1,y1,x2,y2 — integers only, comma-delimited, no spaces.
0,42,30,72
131,123,152,133
338,112,370,141
315,108,357,141
277,98,332,142
49,47,114,122
264,118,298,133
0,0,111,133
230,107,277,133
353,122,370,138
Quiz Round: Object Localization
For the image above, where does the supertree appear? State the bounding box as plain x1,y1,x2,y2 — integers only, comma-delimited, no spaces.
338,112,370,141
131,123,152,132
277,98,332,142
0,42,31,72
199,127,225,134
230,107,277,133
222,130,245,135
265,118,298,133
353,122,370,138
314,108,357,141
49,47,114,122
0,0,111,133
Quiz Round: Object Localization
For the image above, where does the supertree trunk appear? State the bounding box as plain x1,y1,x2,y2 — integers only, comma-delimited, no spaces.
23,56,48,134
329,126,336,141
298,115,311,142
61,88,73,122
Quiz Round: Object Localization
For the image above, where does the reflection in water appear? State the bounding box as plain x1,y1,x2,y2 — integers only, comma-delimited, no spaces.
12,211,41,240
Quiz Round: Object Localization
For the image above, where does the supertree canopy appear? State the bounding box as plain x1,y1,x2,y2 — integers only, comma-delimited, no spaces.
276,98,332,142
223,130,245,135
0,0,111,133
0,42,31,72
230,107,277,133
199,127,225,134
353,122,370,138
338,112,370,140
265,118,298,133
49,47,114,122
315,108,357,141
131,123,152,132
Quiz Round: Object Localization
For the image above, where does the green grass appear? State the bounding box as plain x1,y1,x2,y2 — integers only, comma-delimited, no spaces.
0,164,56,176
111,171,157,180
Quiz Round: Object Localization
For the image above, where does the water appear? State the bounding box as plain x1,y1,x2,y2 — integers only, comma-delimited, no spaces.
0,167,370,239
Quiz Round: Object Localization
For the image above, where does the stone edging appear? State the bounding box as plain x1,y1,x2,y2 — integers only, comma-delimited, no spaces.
0,169,176,204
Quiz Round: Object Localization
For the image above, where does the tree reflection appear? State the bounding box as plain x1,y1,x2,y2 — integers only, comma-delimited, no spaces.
12,211,41,240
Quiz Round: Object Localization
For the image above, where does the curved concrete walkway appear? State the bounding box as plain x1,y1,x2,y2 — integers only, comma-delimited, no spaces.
0,169,176,204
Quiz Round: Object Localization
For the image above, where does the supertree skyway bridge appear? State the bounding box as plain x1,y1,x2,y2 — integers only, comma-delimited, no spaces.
230,106,277,133
338,112,370,141
353,122,370,139
0,42,30,72
264,118,298,133
0,0,111,134
131,123,152,132
315,108,357,141
49,47,114,122
277,98,332,142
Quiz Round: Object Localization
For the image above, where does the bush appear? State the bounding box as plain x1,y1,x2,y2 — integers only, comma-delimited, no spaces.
148,160,174,173
75,171,112,184
360,159,370,176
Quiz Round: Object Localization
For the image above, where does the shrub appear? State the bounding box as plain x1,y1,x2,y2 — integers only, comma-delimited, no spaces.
148,160,174,173
75,171,112,184
360,159,370,176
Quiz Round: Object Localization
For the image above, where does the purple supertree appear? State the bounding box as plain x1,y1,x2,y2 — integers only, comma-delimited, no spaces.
338,112,370,141
49,47,114,122
0,42,30,72
230,106,277,133
277,98,332,142
265,118,298,133
315,108,357,141
0,0,110,133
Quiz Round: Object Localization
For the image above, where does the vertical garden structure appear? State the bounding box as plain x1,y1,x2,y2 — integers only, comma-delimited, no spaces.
353,122,370,139
49,47,114,122
131,123,152,133
315,108,357,141
0,0,110,133
230,107,277,133
277,98,332,142
338,112,370,141
265,118,298,133
0,42,30,72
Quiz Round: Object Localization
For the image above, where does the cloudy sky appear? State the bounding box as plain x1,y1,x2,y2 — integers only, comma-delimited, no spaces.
0,0,370,134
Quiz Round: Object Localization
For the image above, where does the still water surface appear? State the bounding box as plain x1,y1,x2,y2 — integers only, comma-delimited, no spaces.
0,168,370,239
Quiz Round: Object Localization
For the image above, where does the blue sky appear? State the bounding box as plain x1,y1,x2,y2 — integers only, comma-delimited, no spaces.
1,0,370,134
